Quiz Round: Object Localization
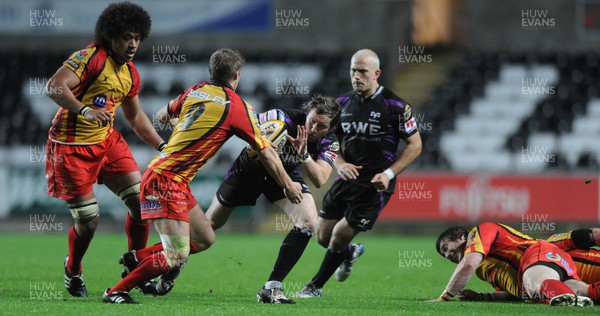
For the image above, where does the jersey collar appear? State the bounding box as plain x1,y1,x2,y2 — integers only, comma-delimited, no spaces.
356,85,384,102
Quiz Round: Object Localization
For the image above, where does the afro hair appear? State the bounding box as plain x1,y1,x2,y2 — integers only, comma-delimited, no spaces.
94,1,151,46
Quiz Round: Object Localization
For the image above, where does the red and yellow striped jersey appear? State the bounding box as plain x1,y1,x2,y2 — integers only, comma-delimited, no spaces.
568,249,600,283
465,222,537,297
49,42,140,144
148,81,269,183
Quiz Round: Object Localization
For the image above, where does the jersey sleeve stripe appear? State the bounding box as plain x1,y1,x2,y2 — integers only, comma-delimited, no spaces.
73,49,106,102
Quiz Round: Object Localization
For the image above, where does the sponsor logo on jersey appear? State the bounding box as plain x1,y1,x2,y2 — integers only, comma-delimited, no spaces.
405,117,417,133
324,151,337,162
370,111,381,119
65,59,79,70
92,94,107,107
404,104,412,121
328,141,340,152
140,200,162,213
357,218,371,228
465,231,477,249
188,89,230,106
260,109,287,123
74,52,86,61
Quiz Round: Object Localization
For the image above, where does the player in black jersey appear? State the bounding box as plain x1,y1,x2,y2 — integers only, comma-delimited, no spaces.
205,95,341,304
296,49,423,298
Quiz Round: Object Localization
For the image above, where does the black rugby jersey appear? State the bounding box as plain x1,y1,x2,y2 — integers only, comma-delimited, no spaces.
225,108,339,181
335,86,417,188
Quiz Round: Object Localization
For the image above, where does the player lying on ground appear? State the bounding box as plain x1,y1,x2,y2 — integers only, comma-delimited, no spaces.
102,48,303,304
432,223,600,306
44,2,164,298
445,228,600,302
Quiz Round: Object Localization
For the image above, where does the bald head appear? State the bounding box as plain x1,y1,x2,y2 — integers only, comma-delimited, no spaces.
350,49,381,98
351,49,380,69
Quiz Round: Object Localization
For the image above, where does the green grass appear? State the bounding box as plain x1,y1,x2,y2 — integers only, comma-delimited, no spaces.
0,232,597,315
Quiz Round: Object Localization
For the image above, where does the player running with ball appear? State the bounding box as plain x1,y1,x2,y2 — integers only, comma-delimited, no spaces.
205,95,341,304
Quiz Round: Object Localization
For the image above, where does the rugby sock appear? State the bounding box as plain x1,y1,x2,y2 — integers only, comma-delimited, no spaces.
587,282,600,304
540,279,575,303
66,225,92,276
135,241,199,261
310,247,349,288
267,226,312,283
125,214,150,251
189,242,199,254
109,251,171,294
135,242,163,261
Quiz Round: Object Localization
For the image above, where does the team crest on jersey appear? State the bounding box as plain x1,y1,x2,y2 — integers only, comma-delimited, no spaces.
92,94,107,107
403,104,412,121
328,141,340,152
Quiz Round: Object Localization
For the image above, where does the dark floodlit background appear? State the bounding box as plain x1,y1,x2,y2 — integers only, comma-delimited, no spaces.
1,0,598,236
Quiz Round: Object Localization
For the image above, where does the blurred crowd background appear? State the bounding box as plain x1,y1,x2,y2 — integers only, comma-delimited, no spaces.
0,0,598,235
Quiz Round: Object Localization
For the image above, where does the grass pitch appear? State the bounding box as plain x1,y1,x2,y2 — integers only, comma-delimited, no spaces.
0,232,597,315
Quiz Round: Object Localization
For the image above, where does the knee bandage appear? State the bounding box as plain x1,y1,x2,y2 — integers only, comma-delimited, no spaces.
117,183,140,202
159,234,190,268
68,198,100,222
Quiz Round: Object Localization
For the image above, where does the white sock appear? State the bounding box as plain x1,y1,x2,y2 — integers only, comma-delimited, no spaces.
265,281,282,290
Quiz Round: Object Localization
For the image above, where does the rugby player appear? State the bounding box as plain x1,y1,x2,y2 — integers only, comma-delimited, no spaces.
102,48,304,304
456,228,600,302
204,95,340,304
295,49,423,298
433,223,596,306
44,2,164,297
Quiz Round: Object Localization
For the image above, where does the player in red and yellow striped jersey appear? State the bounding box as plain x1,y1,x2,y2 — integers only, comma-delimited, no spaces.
44,3,165,299
433,222,594,306
547,228,600,300
103,48,304,304
442,227,600,305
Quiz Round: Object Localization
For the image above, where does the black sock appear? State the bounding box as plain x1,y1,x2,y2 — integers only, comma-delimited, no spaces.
268,226,312,282
310,247,349,288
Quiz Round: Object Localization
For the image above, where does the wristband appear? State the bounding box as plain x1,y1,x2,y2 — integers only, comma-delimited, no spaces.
78,105,91,116
383,168,395,179
301,153,311,163
157,141,167,152
440,289,455,301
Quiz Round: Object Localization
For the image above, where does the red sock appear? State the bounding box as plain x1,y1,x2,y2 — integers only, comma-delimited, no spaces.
67,225,92,276
588,282,600,304
190,242,199,254
109,251,171,294
125,214,150,251
135,242,163,261
540,279,576,303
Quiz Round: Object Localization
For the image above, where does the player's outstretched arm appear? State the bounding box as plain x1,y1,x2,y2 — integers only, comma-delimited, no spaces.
258,146,303,204
427,251,483,302
121,96,165,151
457,289,520,302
